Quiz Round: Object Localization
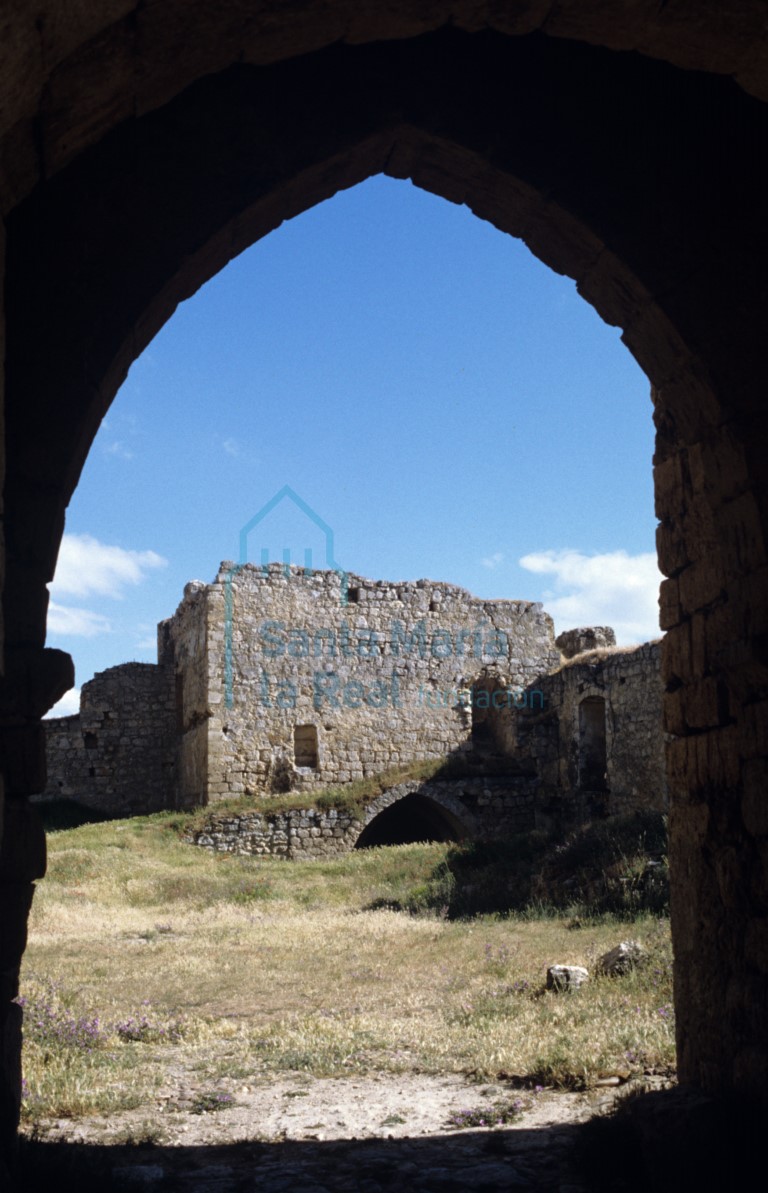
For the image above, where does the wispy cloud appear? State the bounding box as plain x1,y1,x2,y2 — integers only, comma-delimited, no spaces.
519,548,662,646
100,412,140,461
47,603,112,638
222,437,241,457
104,440,134,460
45,687,81,719
481,551,504,570
51,534,167,601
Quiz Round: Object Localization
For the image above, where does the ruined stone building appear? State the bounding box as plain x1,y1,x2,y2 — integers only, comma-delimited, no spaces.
2,0,767,1162
42,564,666,848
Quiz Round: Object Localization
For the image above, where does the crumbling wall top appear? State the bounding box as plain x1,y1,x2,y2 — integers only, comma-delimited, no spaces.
556,626,617,659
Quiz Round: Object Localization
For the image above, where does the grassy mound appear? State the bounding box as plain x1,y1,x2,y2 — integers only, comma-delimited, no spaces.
383,810,668,920
181,757,451,830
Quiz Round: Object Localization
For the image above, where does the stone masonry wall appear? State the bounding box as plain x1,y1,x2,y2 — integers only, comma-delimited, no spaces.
165,563,561,804
184,777,539,859
158,582,210,808
41,663,176,815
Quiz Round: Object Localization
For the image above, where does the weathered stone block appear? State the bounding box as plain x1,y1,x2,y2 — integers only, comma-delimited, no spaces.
546,965,589,991
596,940,646,977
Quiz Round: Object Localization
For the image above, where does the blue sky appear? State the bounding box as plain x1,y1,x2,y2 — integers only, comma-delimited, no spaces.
46,175,660,715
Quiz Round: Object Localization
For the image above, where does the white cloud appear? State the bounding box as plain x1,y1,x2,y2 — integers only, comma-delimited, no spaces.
481,551,504,570
47,535,167,641
100,412,139,460
223,437,240,457
519,548,662,646
45,687,81,719
50,534,167,600
104,440,134,460
47,602,112,638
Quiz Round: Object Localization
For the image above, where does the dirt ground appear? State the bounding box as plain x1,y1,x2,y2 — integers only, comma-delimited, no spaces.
24,1064,676,1192
35,1071,617,1147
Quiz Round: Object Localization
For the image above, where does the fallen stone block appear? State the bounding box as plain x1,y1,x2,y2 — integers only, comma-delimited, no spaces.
546,964,589,991
596,940,646,976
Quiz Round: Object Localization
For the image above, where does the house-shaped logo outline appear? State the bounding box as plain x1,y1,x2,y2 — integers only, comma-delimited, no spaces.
224,485,349,707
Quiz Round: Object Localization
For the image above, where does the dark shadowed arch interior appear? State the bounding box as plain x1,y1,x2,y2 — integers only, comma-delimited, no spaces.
356,794,465,848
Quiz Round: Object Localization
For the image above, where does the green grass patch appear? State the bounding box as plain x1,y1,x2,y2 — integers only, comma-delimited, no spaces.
180,757,471,830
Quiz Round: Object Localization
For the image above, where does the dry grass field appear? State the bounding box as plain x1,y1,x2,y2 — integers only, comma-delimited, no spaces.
19,810,675,1124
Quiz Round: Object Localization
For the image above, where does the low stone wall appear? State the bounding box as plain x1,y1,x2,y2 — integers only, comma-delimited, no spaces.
184,777,539,859
184,803,361,859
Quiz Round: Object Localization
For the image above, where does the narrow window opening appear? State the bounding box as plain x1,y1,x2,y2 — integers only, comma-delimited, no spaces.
578,696,607,789
294,724,319,769
84,732,98,749
471,685,493,749
347,587,360,604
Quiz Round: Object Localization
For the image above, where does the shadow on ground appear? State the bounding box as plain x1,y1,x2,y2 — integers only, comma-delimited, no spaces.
16,1119,588,1192
16,1086,765,1193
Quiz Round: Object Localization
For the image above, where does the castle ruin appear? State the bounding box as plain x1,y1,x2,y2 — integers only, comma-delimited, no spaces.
41,564,666,849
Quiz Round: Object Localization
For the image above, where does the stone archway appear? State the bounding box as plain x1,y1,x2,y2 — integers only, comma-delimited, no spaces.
356,782,476,850
1,3,767,1163
355,791,468,849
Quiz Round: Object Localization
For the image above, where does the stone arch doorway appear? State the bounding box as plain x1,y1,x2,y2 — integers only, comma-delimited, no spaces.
357,784,477,851
355,792,466,849
2,6,767,1155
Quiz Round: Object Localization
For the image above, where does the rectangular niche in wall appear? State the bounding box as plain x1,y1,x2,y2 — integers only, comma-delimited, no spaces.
294,724,319,769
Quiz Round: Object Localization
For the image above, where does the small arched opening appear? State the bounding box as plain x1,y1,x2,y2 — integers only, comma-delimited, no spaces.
355,794,466,849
